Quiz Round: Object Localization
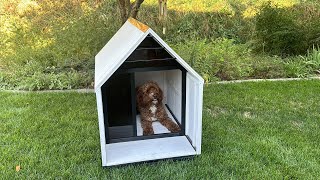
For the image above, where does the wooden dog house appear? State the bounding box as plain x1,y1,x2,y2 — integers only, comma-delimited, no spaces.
95,18,204,166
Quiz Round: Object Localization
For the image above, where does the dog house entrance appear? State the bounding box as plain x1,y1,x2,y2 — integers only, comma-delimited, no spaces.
101,34,187,144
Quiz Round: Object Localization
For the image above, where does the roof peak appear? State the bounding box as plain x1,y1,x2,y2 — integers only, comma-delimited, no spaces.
128,18,149,32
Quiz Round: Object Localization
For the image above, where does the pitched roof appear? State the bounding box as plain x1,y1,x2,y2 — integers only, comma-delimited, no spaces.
95,18,204,89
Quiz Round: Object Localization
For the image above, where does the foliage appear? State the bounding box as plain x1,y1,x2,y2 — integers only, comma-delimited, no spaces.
283,59,312,78
0,0,320,90
295,3,320,50
284,46,320,77
0,0,119,90
173,39,319,82
304,46,320,71
2,80,320,178
250,55,286,79
254,2,320,56
173,39,254,82
254,3,305,56
0,61,93,90
0,0,118,67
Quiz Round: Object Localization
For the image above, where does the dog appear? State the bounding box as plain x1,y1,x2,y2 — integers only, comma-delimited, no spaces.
136,81,181,135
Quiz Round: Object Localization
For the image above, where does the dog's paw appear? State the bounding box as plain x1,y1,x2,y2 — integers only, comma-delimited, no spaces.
143,128,154,136
169,124,181,133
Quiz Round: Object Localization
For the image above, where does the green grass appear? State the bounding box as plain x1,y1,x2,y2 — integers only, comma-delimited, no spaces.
1,80,320,178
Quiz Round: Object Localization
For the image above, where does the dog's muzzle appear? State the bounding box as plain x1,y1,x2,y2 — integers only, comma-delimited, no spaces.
152,99,158,104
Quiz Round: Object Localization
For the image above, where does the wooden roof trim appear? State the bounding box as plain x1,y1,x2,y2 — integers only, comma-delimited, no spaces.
128,18,149,32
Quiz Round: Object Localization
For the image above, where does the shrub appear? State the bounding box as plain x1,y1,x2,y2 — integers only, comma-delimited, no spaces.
294,3,320,51
296,46,320,74
209,38,254,80
283,47,320,78
0,62,93,90
283,59,311,78
173,39,319,81
254,2,320,56
255,3,306,56
1,0,319,90
250,55,286,79
173,38,254,82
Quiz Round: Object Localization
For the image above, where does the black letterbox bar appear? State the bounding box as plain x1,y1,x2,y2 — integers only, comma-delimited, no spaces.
135,47,164,51
125,57,176,62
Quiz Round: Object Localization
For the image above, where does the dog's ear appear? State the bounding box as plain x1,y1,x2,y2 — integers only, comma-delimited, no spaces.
136,87,144,106
158,85,163,102
136,86,149,107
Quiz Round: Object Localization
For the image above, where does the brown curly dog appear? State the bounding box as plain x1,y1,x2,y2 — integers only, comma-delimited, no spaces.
136,81,181,135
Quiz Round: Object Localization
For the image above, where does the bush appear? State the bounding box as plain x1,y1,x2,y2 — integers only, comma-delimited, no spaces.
294,3,320,51
173,38,254,82
285,47,320,77
173,39,320,81
283,47,320,77
254,2,320,56
250,55,286,79
255,3,306,56
1,0,319,90
0,0,118,76
303,46,320,72
283,59,311,78
0,61,93,90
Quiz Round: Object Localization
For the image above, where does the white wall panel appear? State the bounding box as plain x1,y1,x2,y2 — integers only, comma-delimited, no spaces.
165,70,182,123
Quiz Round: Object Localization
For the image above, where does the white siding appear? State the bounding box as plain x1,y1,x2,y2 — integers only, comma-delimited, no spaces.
95,88,107,166
105,136,196,166
165,70,182,123
185,73,203,154
95,22,146,89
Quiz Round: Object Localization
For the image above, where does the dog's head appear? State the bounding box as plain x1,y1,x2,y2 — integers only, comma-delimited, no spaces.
136,81,163,107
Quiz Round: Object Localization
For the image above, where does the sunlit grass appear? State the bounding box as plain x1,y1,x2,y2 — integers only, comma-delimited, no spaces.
144,0,233,14
143,0,298,16
0,0,105,66
16,0,41,15
242,0,299,17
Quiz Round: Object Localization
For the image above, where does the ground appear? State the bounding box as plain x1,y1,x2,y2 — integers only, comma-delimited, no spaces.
1,80,320,179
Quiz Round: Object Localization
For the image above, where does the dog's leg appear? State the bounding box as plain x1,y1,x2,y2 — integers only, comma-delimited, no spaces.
141,119,154,136
159,117,181,133
157,106,181,133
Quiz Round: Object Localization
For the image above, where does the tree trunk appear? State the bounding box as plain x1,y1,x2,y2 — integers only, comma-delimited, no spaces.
118,0,127,24
118,0,145,24
158,0,167,34
158,0,167,21
131,0,144,19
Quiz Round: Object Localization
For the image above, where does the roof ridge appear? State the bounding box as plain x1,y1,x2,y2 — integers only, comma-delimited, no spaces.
128,18,149,32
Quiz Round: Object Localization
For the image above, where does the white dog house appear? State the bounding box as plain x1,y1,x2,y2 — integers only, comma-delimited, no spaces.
95,18,204,166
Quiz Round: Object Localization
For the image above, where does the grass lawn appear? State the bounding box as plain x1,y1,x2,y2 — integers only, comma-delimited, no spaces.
1,80,320,179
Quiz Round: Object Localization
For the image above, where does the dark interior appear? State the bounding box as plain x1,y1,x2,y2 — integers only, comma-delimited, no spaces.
101,73,135,142
104,74,132,127
118,34,181,70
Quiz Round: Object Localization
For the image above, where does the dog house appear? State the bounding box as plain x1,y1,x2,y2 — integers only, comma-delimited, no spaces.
95,18,204,166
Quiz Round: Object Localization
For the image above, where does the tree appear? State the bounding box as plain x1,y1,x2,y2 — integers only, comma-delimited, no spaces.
117,0,168,34
117,0,145,24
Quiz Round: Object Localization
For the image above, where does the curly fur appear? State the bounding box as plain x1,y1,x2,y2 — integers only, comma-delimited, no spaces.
136,81,181,135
